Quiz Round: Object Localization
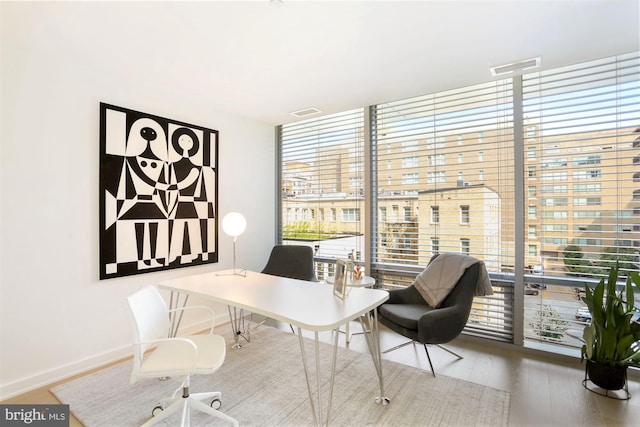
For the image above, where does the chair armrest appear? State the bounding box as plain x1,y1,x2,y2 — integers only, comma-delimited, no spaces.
168,305,216,333
386,286,423,305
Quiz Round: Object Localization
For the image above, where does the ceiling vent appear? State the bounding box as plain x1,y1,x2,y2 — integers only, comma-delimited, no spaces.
291,107,322,118
490,57,541,76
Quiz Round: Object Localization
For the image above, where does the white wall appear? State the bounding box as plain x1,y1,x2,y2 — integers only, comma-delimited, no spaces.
0,4,276,399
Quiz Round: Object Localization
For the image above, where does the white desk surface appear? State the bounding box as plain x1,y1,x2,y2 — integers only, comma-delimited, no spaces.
325,275,376,288
159,270,389,332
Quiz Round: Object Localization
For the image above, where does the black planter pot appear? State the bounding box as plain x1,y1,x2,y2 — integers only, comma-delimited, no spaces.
586,359,627,390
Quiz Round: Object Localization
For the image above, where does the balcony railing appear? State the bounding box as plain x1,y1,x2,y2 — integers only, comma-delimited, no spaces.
311,256,638,354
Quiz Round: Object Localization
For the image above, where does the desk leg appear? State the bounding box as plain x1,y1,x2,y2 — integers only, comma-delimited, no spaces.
228,306,250,349
359,310,390,405
297,328,340,427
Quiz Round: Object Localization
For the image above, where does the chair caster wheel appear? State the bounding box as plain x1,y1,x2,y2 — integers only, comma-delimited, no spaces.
152,405,163,417
210,398,222,410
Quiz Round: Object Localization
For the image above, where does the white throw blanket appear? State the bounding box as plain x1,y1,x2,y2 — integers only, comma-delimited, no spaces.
414,254,493,307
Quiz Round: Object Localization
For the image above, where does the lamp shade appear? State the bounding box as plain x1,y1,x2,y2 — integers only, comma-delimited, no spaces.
221,212,247,237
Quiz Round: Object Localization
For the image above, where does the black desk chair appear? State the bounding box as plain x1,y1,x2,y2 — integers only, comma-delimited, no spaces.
378,255,480,377
261,244,318,282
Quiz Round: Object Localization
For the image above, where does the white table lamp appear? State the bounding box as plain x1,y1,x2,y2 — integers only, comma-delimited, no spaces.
221,212,247,276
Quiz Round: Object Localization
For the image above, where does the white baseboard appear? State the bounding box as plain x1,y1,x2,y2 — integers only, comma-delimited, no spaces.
0,345,133,401
0,317,228,401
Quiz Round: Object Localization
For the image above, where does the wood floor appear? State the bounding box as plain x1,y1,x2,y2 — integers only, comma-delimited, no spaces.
3,319,639,426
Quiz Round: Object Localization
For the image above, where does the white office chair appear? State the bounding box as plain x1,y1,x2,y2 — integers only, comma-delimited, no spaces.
126,285,238,427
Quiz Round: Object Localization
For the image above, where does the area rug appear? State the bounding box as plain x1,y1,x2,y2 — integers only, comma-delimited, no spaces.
52,326,510,426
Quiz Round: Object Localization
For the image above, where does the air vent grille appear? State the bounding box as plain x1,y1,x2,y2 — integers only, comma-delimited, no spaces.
291,107,322,118
490,57,541,76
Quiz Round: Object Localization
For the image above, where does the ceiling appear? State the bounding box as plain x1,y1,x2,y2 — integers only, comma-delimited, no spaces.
12,0,640,126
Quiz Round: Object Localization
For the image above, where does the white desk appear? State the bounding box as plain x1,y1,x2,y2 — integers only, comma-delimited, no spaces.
159,270,390,426
325,275,376,342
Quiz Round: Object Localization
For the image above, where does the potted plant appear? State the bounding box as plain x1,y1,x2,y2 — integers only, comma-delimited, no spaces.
581,262,640,391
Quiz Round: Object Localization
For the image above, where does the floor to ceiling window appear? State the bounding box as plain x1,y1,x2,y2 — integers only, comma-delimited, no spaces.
277,52,640,352
369,80,516,341
521,52,640,349
278,109,365,279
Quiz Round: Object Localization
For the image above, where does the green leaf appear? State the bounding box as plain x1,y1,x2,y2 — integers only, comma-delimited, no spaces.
605,264,617,313
592,278,605,326
583,324,595,359
617,335,635,357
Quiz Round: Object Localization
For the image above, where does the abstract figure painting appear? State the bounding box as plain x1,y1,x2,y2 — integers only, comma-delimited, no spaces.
99,103,218,279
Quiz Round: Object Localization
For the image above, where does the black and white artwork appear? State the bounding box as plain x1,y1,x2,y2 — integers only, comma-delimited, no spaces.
99,103,218,279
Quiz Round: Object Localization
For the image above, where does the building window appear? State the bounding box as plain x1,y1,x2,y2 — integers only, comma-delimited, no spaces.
349,177,363,189
541,171,568,181
542,211,567,219
428,154,446,166
402,173,419,185
573,211,601,219
379,207,387,222
573,184,601,193
541,185,568,193
460,205,470,224
573,155,601,166
431,237,440,254
402,140,419,152
402,156,419,168
527,146,536,158
541,198,568,206
543,224,569,232
342,208,360,222
460,238,470,254
427,171,446,183
573,170,601,180
526,126,537,139
431,206,440,224
403,207,412,221
573,197,601,206
426,137,445,149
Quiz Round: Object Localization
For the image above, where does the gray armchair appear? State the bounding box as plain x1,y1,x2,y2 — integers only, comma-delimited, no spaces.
377,255,480,376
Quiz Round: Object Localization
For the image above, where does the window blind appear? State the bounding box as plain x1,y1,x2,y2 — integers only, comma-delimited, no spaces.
521,52,640,345
278,109,365,278
276,52,639,351
370,80,515,341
